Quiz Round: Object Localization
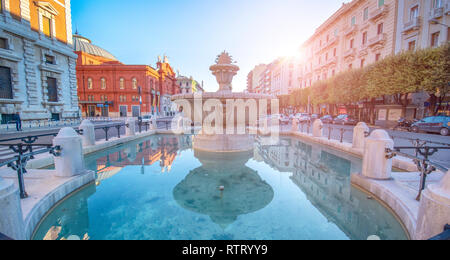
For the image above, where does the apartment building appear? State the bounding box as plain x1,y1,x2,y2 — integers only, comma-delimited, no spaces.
395,0,449,53
270,57,300,96
247,64,267,93
0,0,79,124
299,0,398,88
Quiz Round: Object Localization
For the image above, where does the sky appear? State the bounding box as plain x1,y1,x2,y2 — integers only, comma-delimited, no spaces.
71,0,350,92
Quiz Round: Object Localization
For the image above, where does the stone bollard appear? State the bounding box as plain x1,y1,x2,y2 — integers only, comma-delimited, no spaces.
415,172,450,240
0,178,25,240
353,122,370,150
362,130,394,180
126,118,136,136
150,117,157,130
313,119,323,137
53,128,85,178
291,119,298,132
79,120,95,147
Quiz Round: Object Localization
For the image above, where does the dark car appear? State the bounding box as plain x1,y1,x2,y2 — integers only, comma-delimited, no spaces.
411,116,450,136
333,114,357,125
320,115,334,124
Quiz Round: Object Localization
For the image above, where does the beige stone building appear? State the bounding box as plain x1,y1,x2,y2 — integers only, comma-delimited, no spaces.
395,0,449,53
299,0,398,89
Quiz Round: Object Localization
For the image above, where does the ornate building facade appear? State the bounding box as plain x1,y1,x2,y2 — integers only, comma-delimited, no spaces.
75,34,180,118
0,0,79,124
299,0,398,89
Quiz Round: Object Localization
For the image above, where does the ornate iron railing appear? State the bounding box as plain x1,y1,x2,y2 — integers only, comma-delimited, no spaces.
386,146,450,201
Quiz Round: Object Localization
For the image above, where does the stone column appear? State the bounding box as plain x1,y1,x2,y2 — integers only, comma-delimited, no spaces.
362,130,394,180
79,120,95,147
415,172,450,240
291,119,298,132
0,178,25,240
126,118,136,136
313,119,323,138
353,122,370,150
53,128,85,177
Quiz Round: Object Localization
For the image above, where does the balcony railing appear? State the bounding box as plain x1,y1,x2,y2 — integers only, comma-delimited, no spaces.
344,25,358,36
343,48,356,58
326,56,338,66
429,7,444,19
403,17,421,33
368,33,386,47
369,4,389,21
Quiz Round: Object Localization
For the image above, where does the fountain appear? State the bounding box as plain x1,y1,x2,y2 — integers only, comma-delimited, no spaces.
172,52,276,153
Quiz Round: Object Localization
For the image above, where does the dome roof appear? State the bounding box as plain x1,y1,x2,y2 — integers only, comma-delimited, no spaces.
73,34,118,61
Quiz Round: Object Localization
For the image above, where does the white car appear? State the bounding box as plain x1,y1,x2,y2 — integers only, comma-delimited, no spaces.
295,113,310,123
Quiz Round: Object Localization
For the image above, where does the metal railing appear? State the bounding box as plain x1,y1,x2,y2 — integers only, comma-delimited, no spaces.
0,144,61,199
386,145,450,201
325,125,353,143
95,123,125,141
0,119,81,132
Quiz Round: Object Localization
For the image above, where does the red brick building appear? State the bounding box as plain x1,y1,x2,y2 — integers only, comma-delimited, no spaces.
74,34,179,118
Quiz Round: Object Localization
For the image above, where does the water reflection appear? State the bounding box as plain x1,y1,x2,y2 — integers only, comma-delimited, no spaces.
173,150,274,228
255,137,407,240
35,183,96,240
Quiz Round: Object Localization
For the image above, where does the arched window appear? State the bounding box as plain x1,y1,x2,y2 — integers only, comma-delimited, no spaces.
87,78,93,89
132,78,137,89
119,78,125,89
101,78,106,89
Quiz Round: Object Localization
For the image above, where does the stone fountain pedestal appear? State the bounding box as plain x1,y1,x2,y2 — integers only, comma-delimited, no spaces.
193,134,254,153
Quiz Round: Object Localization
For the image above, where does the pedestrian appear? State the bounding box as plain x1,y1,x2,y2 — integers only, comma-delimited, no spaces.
13,112,22,131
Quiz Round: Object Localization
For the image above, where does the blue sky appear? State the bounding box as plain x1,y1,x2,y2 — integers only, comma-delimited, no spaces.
72,0,349,92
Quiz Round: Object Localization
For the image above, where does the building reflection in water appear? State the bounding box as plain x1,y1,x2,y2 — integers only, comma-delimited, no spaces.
84,135,193,185
173,150,274,228
255,137,407,240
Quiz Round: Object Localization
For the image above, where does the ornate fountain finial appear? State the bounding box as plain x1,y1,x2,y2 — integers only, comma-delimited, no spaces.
215,51,234,65
210,51,239,93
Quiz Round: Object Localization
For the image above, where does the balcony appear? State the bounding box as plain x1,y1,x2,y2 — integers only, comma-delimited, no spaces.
369,4,389,21
324,36,339,49
344,25,358,36
403,17,421,33
429,7,444,19
368,33,386,47
326,56,338,66
343,48,356,59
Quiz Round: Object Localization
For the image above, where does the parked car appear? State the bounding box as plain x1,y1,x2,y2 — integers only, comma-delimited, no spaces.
141,114,153,123
310,114,319,122
320,115,334,124
296,113,310,123
410,116,450,136
333,115,357,125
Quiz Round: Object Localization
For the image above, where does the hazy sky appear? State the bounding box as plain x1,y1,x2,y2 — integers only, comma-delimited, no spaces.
72,0,349,92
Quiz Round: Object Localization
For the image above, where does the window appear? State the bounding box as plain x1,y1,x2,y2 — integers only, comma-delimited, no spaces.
47,77,58,102
332,70,335,76
0,66,13,99
408,41,416,51
410,6,419,21
87,78,93,89
431,32,440,47
120,78,125,89
361,59,365,68
334,29,338,37
375,53,381,61
378,0,385,8
350,39,354,49
42,16,52,37
363,8,369,21
348,63,353,70
333,48,337,56
433,0,442,8
0,38,7,49
362,32,368,45
132,78,137,89
377,23,384,35
45,55,55,65
101,78,106,89
351,16,356,26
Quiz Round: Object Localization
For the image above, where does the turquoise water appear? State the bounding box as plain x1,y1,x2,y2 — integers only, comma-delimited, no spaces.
32,135,408,240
